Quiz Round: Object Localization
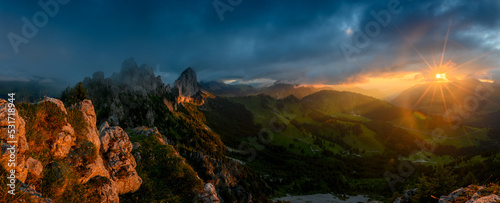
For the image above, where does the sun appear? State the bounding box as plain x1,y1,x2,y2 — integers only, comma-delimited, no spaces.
435,73,448,81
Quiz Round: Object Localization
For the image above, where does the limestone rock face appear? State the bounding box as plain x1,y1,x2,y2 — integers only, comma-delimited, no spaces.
174,67,201,99
1,96,144,201
38,97,67,115
99,123,142,194
79,156,111,184
171,67,209,105
25,157,43,177
0,99,29,182
88,176,120,203
52,124,76,158
70,99,101,150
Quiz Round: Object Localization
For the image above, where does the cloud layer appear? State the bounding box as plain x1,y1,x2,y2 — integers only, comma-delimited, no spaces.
0,0,499,86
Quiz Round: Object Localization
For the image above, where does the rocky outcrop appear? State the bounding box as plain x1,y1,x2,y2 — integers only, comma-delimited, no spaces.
70,99,101,150
82,58,170,128
67,100,111,184
173,67,201,102
25,157,43,177
111,58,167,96
200,183,221,203
38,97,68,115
187,151,253,202
99,122,142,194
1,97,142,202
87,176,119,203
0,99,29,182
474,194,500,202
130,126,166,145
52,123,76,158
438,184,500,203
172,67,208,104
79,155,111,185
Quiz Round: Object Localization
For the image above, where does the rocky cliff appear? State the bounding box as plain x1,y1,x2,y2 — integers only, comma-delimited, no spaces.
0,98,141,202
173,68,201,100
172,67,211,105
54,59,271,202
81,58,170,128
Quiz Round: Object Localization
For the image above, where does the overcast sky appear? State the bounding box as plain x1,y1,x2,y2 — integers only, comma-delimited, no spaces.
1,0,499,87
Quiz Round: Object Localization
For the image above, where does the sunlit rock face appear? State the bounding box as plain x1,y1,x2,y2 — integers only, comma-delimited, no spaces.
172,67,210,105
174,67,201,102
0,97,142,202
52,123,76,158
70,99,101,150
99,122,142,194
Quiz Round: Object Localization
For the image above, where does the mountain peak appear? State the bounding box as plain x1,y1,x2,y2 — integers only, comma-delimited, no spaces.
121,57,139,73
182,67,195,74
174,67,201,102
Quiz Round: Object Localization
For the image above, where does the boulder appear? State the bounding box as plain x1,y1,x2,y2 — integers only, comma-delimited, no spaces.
51,124,76,158
200,183,220,203
99,124,142,194
439,187,464,202
473,194,500,203
25,157,43,177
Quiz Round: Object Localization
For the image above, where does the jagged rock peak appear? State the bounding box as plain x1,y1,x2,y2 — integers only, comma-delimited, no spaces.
113,58,158,86
174,67,201,98
121,57,139,73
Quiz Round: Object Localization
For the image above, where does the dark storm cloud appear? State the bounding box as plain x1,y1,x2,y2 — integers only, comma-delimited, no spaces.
0,0,499,86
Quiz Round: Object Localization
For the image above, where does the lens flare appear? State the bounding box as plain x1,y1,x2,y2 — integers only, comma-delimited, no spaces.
435,73,448,81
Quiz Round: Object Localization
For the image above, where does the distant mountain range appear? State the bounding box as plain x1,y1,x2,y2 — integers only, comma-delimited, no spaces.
200,80,387,100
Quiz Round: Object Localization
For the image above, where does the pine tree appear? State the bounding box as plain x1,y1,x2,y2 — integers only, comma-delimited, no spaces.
412,164,457,202
60,82,88,105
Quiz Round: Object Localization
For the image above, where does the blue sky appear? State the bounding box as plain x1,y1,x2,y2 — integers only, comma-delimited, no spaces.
0,0,499,88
